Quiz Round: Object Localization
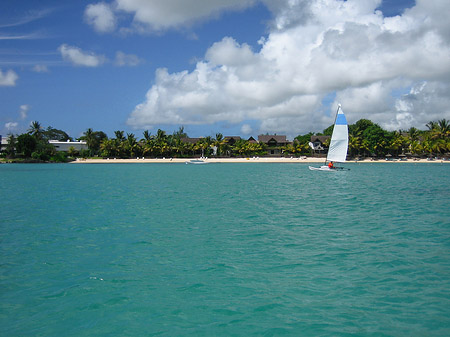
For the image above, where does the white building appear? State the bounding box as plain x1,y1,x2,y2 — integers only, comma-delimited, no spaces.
48,140,88,152
0,135,9,151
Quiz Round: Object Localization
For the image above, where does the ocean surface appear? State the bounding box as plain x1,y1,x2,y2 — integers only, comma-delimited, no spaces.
1,162,449,336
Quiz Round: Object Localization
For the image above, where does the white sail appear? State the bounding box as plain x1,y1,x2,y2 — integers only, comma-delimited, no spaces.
326,105,348,163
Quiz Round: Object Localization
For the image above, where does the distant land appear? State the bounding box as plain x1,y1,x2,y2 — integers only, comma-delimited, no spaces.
1,119,449,163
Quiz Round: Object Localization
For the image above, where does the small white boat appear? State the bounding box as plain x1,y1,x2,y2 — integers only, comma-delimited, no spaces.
309,104,349,171
185,159,209,165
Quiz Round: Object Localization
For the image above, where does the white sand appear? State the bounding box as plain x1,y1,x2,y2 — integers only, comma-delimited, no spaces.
71,157,449,164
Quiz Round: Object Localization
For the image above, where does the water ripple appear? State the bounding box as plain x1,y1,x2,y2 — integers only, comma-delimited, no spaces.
1,163,449,336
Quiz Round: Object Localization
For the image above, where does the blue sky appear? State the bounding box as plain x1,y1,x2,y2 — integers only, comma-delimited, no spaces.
1,0,449,140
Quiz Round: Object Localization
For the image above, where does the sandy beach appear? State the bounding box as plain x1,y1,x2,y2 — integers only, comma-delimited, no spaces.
71,157,450,164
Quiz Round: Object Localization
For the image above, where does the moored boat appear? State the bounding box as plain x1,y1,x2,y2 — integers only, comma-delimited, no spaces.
185,159,209,165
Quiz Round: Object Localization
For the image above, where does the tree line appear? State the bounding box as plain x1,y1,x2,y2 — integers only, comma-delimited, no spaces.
1,118,449,162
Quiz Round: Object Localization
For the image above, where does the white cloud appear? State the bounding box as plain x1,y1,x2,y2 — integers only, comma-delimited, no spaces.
32,64,49,73
114,51,143,66
19,105,30,120
241,124,253,135
0,8,54,28
114,0,256,31
84,2,117,33
2,105,31,134
0,68,18,86
389,81,450,130
126,0,450,135
5,122,18,130
0,32,44,40
58,44,106,67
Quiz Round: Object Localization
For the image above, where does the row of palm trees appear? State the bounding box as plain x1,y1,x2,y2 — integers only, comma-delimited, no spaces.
78,119,450,159
5,119,449,160
92,129,269,158
346,119,450,158
83,120,448,159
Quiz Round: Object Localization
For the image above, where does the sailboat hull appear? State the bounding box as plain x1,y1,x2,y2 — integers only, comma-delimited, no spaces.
308,165,349,171
309,165,334,171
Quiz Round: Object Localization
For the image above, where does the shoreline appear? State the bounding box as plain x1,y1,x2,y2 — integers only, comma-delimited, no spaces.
70,157,450,164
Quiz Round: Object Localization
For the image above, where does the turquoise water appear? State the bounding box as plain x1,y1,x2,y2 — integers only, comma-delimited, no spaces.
1,163,449,336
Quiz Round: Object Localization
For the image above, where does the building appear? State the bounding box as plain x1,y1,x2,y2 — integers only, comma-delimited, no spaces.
0,135,10,152
224,136,241,146
48,140,88,152
258,135,289,156
309,135,330,154
181,137,202,144
180,137,203,156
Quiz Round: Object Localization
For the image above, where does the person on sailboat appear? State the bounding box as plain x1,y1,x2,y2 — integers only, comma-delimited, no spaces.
328,161,334,169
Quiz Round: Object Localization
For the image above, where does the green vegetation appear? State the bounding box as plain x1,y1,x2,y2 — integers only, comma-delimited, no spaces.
1,122,72,163
1,119,449,162
345,119,450,158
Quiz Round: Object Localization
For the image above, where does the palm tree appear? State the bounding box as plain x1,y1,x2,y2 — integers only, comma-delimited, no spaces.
173,126,187,140
232,139,250,157
410,140,423,156
5,134,17,158
114,130,125,142
426,121,438,131
110,130,125,157
214,133,226,156
360,139,370,158
28,121,43,139
100,139,116,157
432,138,447,155
172,137,188,157
195,138,209,157
67,146,79,158
155,129,167,143
436,119,450,139
82,128,95,156
139,131,152,158
422,138,433,158
154,129,168,157
184,142,194,157
143,130,152,143
388,131,406,156
348,134,361,157
125,133,141,158
408,127,420,142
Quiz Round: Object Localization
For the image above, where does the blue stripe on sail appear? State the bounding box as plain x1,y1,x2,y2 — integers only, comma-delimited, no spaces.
335,113,347,125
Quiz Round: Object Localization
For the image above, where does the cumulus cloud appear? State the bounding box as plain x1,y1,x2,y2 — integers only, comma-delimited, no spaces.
114,51,144,66
58,44,106,67
389,81,450,130
126,0,450,135
84,2,117,33
114,0,256,31
0,68,18,86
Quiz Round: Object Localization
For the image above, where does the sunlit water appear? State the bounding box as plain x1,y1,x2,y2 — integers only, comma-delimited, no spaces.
1,163,449,336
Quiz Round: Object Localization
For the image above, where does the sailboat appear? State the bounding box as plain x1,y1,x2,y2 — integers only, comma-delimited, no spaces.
309,104,349,171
